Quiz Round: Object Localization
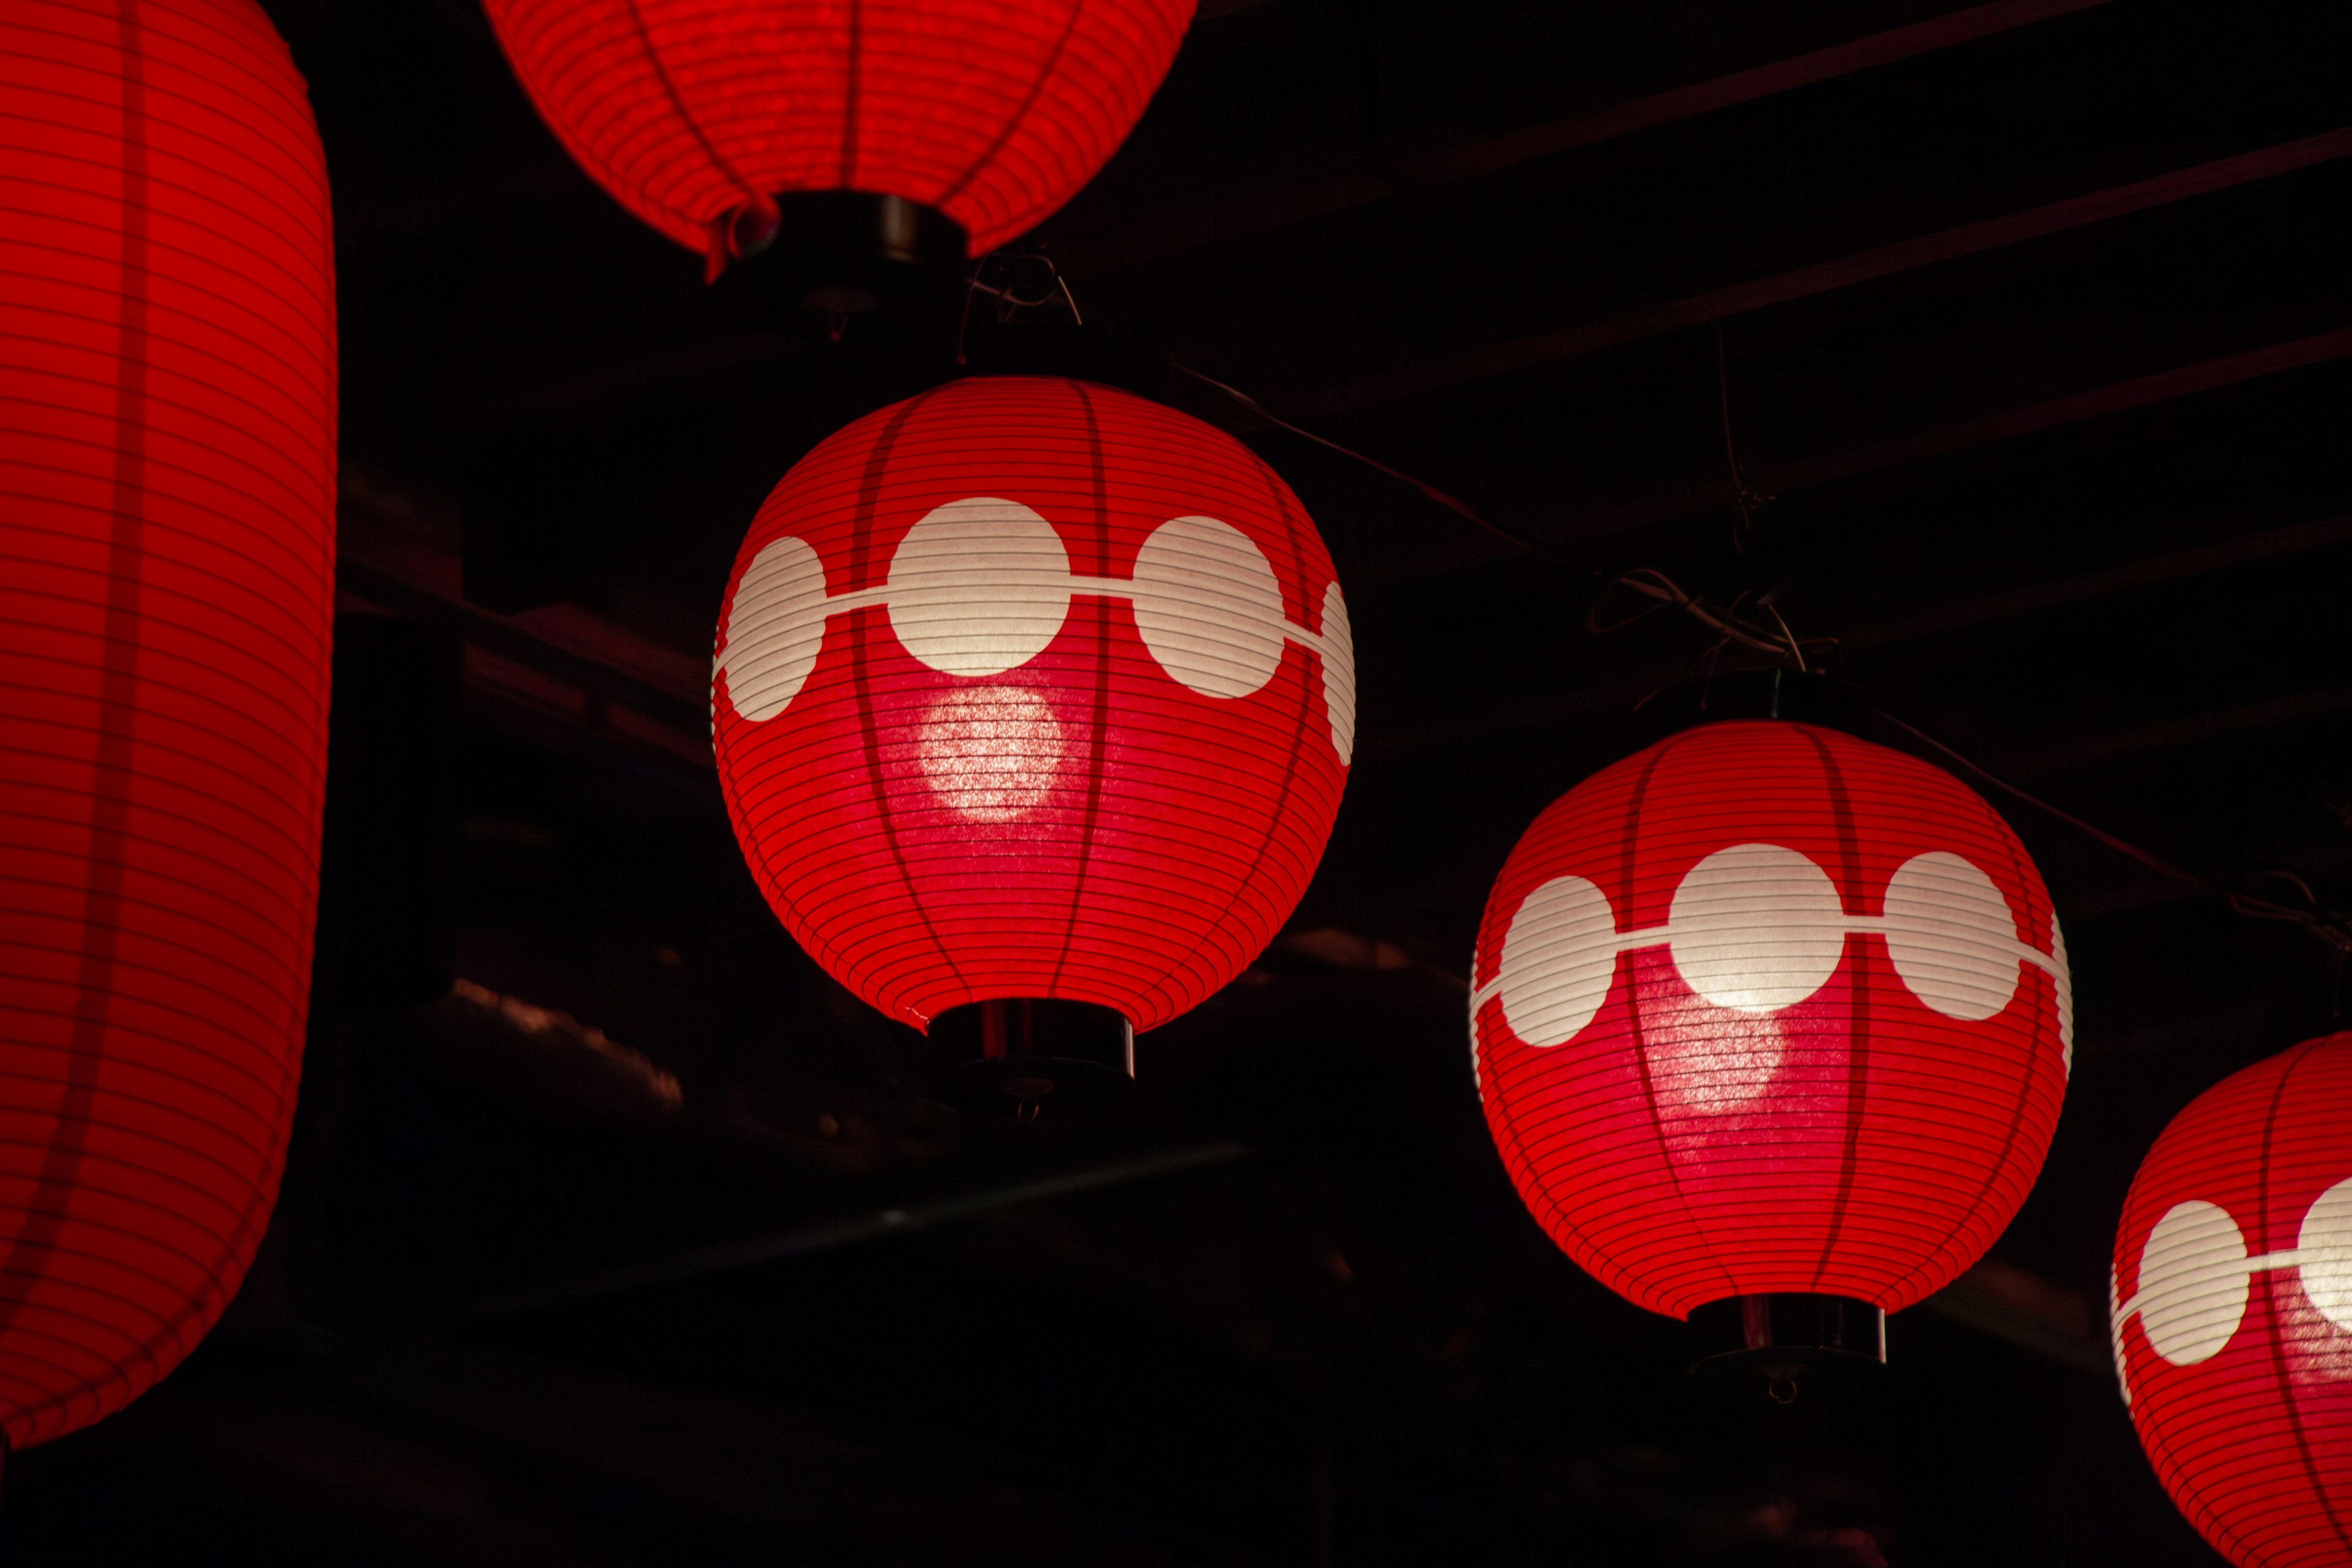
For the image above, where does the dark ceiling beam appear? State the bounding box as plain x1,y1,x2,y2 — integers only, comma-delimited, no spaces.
456,1143,1251,1321
1996,685,2352,778
1061,0,2123,276
1287,125,2352,418
1362,511,2352,761
1840,514,2352,650
1532,323,2352,549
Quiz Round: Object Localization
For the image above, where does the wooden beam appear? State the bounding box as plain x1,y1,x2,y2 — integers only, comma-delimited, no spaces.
1545,326,2352,546
1363,512,2352,761
1063,0,2123,276
1290,126,2352,418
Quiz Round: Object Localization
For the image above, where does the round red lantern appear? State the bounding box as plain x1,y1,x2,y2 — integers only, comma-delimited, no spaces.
0,0,336,1450
1470,712,2072,1355
712,375,1351,1096
2111,1032,2352,1567
481,0,1195,271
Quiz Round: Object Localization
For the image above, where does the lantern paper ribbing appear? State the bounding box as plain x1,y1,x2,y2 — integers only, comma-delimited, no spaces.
481,0,1195,263
2111,1033,2352,1567
712,375,1351,1033
1470,721,2072,1318
0,0,335,1449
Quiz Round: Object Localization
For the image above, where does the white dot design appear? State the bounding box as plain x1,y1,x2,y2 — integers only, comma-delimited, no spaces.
714,499,1355,761
1472,842,2069,1056
2113,1177,2352,1397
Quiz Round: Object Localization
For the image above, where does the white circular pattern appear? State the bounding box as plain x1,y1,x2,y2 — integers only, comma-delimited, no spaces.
2138,1199,2251,1365
1129,514,1289,699
714,500,1354,766
2296,1175,2352,1330
717,533,829,721
888,497,1072,676
1495,874,1619,1047
2051,918,2075,1078
1668,843,1847,1014
1320,580,1357,765
915,685,1066,821
1882,850,2023,1022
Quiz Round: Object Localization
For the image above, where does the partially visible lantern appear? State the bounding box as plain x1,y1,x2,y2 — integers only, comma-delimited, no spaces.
0,0,336,1448
712,375,1351,1095
2111,1033,2352,1567
481,0,1196,271
1470,717,2071,1354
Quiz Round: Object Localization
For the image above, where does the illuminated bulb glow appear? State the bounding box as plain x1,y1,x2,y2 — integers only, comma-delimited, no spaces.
712,377,1350,1034
1471,721,2072,1319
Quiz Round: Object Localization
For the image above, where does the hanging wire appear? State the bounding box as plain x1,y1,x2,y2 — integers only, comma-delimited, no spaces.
1163,361,2349,958
1716,326,1776,548
1877,712,2352,954
1587,568,1831,672
1170,363,1558,560
956,247,1085,364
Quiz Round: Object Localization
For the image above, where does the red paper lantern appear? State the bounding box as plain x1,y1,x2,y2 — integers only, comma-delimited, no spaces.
1470,720,2072,1322
2111,1033,2352,1567
712,375,1352,1036
481,0,1195,265
0,0,334,1450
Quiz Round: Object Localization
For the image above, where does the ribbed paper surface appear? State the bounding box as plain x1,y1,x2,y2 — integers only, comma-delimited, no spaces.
713,376,1350,1033
0,0,334,1449
1470,722,2070,1318
2113,1034,2352,1567
483,0,1195,257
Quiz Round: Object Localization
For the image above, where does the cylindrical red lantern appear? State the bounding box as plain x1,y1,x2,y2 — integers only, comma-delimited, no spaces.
712,375,1352,1060
2111,1032,2352,1567
1470,717,2072,1337
0,0,335,1450
481,0,1195,268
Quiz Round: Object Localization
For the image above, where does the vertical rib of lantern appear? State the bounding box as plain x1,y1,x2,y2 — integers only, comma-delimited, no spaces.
2114,1037,2352,1567
2251,1046,2352,1559
481,0,1196,258
0,0,334,1451
712,375,1346,1033
1472,723,2068,1319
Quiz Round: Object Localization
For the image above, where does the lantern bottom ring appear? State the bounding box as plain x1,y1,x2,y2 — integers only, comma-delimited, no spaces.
709,190,968,320
927,998,1136,1118
1686,1294,1887,1401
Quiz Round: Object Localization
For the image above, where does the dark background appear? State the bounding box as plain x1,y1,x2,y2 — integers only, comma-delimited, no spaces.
4,0,2349,1561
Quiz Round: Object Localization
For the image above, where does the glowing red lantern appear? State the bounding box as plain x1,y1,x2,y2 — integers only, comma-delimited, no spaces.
1470,717,2072,1344
481,0,1195,270
2111,1032,2352,1567
712,375,1352,1070
0,0,334,1450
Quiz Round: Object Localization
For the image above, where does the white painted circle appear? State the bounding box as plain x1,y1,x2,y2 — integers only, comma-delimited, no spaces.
1319,580,1357,764
1882,850,2022,1022
914,685,1066,821
1128,514,1288,699
1494,874,1619,1047
887,497,1072,676
2136,1199,2250,1365
718,533,830,722
2294,1175,2352,1331
2051,917,2075,1078
1667,843,1845,1014
2109,1264,2133,1406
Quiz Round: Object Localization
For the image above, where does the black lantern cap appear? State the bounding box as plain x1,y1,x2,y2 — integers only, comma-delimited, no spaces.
925,998,1136,1120
1687,1292,1888,1403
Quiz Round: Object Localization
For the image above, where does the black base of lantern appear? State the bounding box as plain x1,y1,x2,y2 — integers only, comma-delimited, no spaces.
711,190,968,333
925,998,1136,1119
1687,1293,1887,1403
